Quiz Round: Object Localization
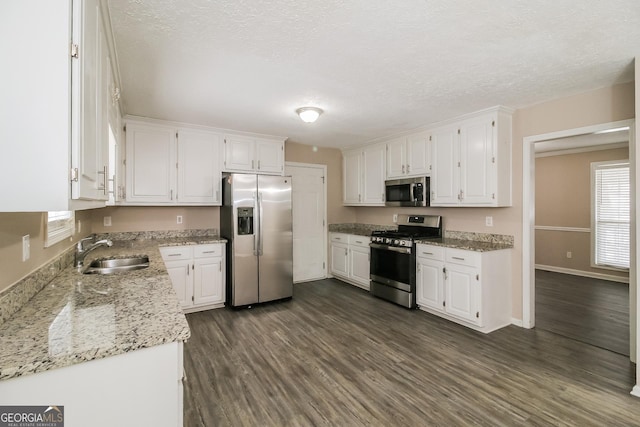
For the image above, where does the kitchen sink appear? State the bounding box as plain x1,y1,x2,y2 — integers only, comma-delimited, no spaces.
82,256,150,275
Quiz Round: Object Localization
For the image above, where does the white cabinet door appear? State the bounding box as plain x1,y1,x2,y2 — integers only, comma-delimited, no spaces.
386,138,406,178
343,150,362,204
407,133,430,176
177,129,221,204
193,257,224,306
349,246,370,289
362,144,386,205
430,125,459,206
126,123,176,203
255,140,283,174
331,243,349,278
164,260,192,309
459,116,494,205
223,135,255,171
417,258,444,312
445,263,480,325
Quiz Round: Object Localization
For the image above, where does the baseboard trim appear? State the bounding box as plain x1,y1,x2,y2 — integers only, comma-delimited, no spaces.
511,318,524,327
535,264,629,284
631,385,640,398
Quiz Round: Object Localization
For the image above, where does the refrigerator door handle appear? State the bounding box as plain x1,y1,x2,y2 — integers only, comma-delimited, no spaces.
253,191,259,256
258,192,264,256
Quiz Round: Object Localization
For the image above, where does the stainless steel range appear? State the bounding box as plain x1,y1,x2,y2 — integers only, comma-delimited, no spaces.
369,215,442,308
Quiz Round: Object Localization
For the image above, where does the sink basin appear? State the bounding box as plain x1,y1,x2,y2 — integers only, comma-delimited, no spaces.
83,256,150,275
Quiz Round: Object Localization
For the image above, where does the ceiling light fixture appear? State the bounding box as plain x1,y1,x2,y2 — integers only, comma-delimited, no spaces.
296,107,323,123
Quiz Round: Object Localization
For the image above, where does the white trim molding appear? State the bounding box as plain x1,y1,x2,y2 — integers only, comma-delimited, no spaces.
511,318,524,327
535,225,590,233
535,264,629,284
631,385,640,398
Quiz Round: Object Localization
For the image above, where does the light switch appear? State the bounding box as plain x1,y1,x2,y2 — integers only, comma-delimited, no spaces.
104,216,112,227
177,215,183,224
485,216,493,227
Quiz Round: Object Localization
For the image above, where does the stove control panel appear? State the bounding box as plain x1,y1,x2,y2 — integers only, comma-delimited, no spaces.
371,236,412,247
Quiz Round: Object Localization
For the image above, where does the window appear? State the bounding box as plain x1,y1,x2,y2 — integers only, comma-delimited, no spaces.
591,160,629,270
45,211,75,247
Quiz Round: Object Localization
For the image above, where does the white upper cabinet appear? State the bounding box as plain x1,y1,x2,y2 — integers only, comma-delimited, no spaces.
124,120,221,205
343,143,386,206
430,107,512,207
223,135,284,175
386,132,431,179
1,0,116,211
177,129,221,204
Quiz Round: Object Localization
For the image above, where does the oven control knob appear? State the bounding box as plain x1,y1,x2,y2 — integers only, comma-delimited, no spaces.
385,238,392,244
393,239,400,246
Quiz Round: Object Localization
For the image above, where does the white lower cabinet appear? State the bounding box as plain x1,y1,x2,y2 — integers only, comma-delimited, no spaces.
160,243,226,313
416,244,511,333
330,233,371,290
0,342,184,427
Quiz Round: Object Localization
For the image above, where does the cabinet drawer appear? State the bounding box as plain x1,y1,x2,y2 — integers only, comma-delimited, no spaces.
160,246,193,261
446,248,480,267
416,244,444,261
194,244,223,258
330,233,349,244
348,235,370,248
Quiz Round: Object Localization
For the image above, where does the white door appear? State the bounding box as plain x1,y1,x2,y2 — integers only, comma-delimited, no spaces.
362,143,386,204
330,244,349,278
386,138,406,178
349,246,370,289
417,258,444,312
125,122,176,203
223,135,255,171
407,133,430,176
431,125,459,205
285,163,327,283
164,260,192,309
445,264,480,325
343,150,362,204
177,129,220,204
460,115,494,205
193,257,224,305
256,140,283,174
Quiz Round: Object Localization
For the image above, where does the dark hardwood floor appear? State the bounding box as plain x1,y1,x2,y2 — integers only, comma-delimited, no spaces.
535,269,630,356
184,279,639,426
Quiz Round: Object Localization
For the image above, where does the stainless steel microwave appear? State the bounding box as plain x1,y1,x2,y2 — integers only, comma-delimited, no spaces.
385,177,429,207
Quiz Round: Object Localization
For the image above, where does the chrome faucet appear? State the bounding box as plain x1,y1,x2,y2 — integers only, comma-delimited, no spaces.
74,235,113,267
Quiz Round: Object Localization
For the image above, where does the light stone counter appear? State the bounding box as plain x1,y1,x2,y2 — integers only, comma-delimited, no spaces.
414,237,513,252
0,234,226,381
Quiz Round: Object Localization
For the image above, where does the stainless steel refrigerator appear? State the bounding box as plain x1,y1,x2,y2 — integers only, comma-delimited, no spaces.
220,173,293,307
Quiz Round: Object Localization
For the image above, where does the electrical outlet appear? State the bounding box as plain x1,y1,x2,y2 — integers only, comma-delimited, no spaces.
77,220,82,234
104,216,112,227
485,216,493,227
177,215,183,224
567,251,572,259
22,235,30,262
393,214,398,223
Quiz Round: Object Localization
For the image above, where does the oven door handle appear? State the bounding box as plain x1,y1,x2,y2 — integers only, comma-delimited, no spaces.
369,243,411,254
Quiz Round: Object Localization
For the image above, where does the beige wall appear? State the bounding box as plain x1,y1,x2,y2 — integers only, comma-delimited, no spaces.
285,141,356,224
91,206,219,233
0,210,93,293
535,148,629,278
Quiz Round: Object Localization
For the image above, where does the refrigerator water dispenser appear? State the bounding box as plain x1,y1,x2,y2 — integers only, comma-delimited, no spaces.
237,207,254,235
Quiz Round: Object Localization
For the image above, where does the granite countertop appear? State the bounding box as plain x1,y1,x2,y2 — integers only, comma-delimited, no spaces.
415,237,512,252
328,223,395,236
0,235,225,381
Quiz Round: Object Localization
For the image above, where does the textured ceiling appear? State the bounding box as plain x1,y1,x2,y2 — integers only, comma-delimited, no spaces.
107,0,638,148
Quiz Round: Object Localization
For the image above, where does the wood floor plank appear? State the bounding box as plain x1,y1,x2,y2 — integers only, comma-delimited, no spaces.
535,269,630,355
183,279,640,426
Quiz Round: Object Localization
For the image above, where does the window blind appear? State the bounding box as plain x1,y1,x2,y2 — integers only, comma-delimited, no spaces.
46,211,75,247
593,161,629,270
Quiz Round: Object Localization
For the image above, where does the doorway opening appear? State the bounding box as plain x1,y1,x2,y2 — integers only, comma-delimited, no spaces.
522,119,636,358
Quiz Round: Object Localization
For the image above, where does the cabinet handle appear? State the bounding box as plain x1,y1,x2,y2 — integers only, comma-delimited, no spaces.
171,189,174,200
168,253,183,257
98,165,108,195
359,194,361,202
422,252,434,255
382,193,385,201
355,240,363,244
187,265,190,276
402,165,405,174
252,160,255,169
452,256,465,261
219,262,222,272
406,164,410,173
257,160,261,170
202,251,216,254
